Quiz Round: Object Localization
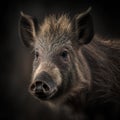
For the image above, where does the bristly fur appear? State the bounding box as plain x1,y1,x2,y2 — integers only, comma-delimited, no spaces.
34,14,120,105
35,14,74,56
20,10,120,119
62,35,120,112
82,36,120,104
39,14,72,38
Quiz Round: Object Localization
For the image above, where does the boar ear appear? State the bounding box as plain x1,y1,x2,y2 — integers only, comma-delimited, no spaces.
19,12,38,48
75,7,94,45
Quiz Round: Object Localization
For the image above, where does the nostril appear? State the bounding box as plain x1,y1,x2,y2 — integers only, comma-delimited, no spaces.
43,83,50,92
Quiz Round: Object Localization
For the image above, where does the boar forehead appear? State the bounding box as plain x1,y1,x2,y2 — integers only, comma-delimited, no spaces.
34,15,74,54
35,35,72,53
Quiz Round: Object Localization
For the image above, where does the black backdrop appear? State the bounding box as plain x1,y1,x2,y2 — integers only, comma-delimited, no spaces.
0,0,120,120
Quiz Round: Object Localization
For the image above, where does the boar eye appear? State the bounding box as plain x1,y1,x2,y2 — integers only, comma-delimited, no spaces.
34,51,39,59
60,51,68,61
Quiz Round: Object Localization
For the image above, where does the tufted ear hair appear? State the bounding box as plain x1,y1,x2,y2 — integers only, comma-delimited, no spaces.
19,12,39,48
75,7,94,45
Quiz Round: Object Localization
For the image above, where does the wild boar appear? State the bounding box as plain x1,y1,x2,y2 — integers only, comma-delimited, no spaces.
19,8,120,120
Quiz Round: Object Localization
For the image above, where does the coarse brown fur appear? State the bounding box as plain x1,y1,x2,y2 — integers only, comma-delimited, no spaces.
19,9,120,120
83,36,120,104
36,14,120,104
66,36,120,105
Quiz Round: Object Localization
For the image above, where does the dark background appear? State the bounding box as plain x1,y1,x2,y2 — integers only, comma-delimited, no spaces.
0,0,120,120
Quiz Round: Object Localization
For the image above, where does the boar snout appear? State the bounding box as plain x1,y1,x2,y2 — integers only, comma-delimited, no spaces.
30,71,58,100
